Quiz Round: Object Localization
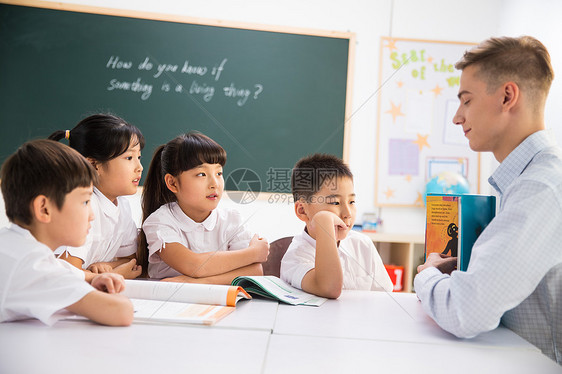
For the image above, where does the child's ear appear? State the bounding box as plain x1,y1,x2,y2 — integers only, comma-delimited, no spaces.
164,174,179,193
294,199,310,223
86,157,99,171
31,195,52,224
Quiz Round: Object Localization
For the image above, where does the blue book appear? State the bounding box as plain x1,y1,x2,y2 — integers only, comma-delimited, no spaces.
425,194,496,271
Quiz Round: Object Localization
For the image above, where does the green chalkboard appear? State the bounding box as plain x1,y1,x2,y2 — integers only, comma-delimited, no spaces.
0,2,352,194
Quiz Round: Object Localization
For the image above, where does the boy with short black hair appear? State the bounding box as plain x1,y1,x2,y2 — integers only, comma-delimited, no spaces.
0,139,133,326
280,153,392,298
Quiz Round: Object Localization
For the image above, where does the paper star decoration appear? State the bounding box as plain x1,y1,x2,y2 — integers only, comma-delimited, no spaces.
384,188,395,199
427,56,434,63
431,84,444,97
412,133,430,151
396,81,404,88
404,175,412,182
385,101,405,123
415,192,424,206
385,39,398,51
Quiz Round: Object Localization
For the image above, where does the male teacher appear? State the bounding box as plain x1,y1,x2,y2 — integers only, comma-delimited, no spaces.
415,35,562,364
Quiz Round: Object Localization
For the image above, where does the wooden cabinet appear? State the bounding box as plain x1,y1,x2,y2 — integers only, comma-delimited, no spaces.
363,232,425,293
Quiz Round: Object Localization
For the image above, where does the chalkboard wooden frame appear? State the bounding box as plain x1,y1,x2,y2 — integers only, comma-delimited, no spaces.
0,0,355,197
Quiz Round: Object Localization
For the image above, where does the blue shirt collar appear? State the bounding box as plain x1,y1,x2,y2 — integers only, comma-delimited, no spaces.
489,130,557,195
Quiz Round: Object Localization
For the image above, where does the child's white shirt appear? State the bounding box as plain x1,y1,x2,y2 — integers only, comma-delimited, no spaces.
280,229,394,292
55,187,138,268
143,202,253,279
0,224,94,325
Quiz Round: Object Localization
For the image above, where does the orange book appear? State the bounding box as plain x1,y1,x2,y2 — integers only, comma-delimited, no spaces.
425,194,496,271
425,195,459,259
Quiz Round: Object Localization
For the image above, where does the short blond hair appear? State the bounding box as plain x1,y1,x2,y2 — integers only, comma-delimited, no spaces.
456,36,554,101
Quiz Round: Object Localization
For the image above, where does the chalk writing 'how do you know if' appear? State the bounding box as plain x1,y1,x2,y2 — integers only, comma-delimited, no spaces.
106,56,227,81
104,55,264,105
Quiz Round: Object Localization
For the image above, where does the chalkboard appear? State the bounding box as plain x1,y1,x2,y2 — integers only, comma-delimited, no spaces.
0,1,353,195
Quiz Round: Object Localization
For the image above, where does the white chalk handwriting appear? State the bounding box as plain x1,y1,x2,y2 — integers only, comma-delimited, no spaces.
104,56,263,106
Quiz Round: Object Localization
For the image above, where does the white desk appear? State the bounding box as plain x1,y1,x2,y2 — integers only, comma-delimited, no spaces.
264,335,559,374
216,298,278,331
273,291,533,348
0,319,271,374
1,291,559,374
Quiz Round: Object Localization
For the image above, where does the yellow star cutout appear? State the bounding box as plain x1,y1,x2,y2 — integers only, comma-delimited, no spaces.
396,81,404,88
384,188,395,199
385,101,405,123
412,133,430,151
427,56,434,63
415,192,424,206
404,175,412,182
431,84,444,97
385,39,398,51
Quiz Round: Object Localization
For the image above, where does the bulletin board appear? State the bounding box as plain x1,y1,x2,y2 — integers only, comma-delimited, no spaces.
375,37,479,207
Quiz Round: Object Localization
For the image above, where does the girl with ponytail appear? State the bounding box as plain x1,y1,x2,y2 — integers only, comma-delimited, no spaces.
138,132,268,283
49,113,144,279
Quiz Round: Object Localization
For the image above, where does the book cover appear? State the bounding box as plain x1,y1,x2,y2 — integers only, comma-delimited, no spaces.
425,194,496,271
231,276,327,306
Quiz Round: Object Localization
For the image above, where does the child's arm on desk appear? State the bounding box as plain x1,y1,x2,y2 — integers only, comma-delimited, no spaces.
89,255,142,279
60,251,142,279
161,263,263,285
159,234,269,278
58,250,86,269
300,211,344,299
66,273,133,326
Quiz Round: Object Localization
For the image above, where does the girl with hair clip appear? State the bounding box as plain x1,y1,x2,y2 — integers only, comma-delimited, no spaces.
49,113,144,279
138,132,269,284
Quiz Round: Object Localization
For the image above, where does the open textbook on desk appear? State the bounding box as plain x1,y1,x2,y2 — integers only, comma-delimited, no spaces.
231,276,327,306
122,280,251,325
66,280,251,325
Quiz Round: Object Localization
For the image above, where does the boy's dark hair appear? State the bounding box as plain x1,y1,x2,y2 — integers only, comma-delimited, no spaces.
455,36,554,103
137,132,226,274
1,139,97,225
48,113,145,162
291,153,353,202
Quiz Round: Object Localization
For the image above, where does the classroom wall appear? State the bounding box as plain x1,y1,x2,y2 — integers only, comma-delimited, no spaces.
2,0,561,241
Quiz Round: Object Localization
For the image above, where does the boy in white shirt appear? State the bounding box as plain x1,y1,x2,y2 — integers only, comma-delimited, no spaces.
0,140,133,326
281,154,393,298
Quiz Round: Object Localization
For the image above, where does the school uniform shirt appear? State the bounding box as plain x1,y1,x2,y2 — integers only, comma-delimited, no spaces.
55,187,138,268
280,229,393,292
0,224,94,325
143,202,253,279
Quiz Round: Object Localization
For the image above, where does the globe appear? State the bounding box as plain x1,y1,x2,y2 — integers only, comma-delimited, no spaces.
424,171,470,203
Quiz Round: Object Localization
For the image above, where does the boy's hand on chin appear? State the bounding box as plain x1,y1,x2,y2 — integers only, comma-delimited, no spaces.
310,211,347,241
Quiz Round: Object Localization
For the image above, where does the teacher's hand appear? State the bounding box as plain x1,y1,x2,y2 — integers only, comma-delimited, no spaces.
417,253,457,275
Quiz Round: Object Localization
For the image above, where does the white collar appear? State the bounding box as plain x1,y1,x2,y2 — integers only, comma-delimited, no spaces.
94,187,119,217
8,223,35,240
170,202,218,233
8,223,51,252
